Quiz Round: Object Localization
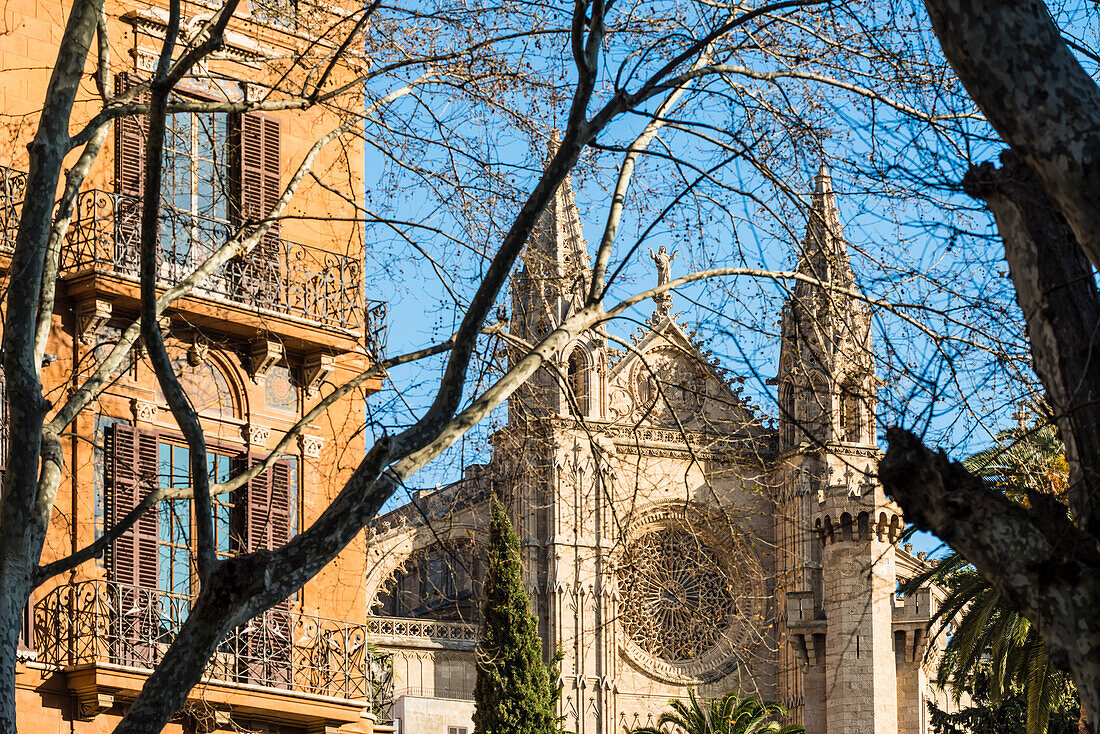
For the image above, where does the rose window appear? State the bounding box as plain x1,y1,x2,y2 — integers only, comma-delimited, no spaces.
618,528,737,662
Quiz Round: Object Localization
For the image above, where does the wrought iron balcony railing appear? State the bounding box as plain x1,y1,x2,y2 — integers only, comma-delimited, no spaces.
63,189,385,340
34,579,394,713
0,165,26,251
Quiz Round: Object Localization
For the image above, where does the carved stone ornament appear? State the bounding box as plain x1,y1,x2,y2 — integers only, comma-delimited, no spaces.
298,433,324,459
130,398,158,424
187,338,210,366
242,423,271,448
300,352,335,397
76,299,112,345
249,337,284,383
76,690,114,721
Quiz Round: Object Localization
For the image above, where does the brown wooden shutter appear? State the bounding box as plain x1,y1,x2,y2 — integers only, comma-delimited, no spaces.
231,113,282,307
109,424,159,590
232,113,281,233
115,73,148,198
234,456,293,553
0,366,8,475
114,73,149,259
234,456,293,688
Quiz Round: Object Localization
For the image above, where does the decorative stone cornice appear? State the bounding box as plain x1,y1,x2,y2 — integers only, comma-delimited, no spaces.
298,434,324,459
242,423,271,448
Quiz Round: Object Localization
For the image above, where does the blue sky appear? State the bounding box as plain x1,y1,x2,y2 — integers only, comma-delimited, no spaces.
355,1,1100,557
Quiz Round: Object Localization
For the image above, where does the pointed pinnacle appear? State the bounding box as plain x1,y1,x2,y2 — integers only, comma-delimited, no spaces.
813,163,832,195
809,162,844,246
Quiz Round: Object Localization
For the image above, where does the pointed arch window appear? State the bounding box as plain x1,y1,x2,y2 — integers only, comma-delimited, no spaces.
566,349,589,416
840,384,862,443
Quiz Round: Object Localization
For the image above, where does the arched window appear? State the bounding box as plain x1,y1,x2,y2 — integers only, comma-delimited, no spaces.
157,353,238,419
566,349,589,416
840,385,861,442
378,541,482,623
779,382,796,448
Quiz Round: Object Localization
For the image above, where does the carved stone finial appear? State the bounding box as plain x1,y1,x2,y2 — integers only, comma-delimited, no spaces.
187,338,209,366
1012,402,1030,430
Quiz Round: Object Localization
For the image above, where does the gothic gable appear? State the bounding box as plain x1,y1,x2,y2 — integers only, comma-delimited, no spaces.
604,315,761,437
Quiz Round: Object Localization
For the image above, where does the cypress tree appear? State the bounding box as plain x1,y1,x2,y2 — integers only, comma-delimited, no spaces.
473,497,559,734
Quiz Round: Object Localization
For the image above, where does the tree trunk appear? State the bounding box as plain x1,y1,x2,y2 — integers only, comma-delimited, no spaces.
922,0,1100,276
880,153,1100,733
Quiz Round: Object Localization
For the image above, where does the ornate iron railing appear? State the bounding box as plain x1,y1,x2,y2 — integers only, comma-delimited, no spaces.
366,615,477,643
0,165,26,251
34,579,393,712
63,189,380,334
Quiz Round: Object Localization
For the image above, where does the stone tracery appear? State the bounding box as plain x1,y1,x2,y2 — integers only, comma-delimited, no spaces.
618,528,735,662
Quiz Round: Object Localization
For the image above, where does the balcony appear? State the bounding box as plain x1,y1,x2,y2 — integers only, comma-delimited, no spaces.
1,165,26,251
34,579,393,726
56,187,385,356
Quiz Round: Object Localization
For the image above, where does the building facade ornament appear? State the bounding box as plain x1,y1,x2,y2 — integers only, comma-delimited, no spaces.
76,299,112,345
130,398,158,424
298,433,324,459
242,423,271,448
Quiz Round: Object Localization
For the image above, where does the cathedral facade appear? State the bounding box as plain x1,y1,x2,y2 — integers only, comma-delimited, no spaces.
363,167,948,734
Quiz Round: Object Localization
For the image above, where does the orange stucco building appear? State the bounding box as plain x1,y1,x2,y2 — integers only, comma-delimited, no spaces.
0,0,391,731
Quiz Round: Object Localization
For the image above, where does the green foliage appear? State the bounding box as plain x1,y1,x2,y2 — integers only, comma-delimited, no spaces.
901,419,1077,734
473,497,560,734
631,689,803,734
927,665,1080,734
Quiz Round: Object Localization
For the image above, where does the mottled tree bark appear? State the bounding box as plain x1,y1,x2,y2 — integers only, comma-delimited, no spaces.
885,4,1100,724
881,154,1100,733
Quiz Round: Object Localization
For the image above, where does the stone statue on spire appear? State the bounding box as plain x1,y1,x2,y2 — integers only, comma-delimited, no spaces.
649,245,677,316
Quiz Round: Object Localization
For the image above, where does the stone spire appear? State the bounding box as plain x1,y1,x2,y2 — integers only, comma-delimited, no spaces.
776,165,875,449
507,145,604,423
795,164,855,291
512,146,592,336
785,165,868,368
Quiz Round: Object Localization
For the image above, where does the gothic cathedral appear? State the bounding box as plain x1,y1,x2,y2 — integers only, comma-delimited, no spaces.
362,166,949,734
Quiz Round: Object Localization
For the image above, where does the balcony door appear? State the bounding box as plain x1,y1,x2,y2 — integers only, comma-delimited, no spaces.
108,424,293,680
162,107,232,292
114,78,282,306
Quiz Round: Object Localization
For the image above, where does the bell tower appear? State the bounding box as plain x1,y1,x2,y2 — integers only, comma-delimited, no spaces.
777,166,902,734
